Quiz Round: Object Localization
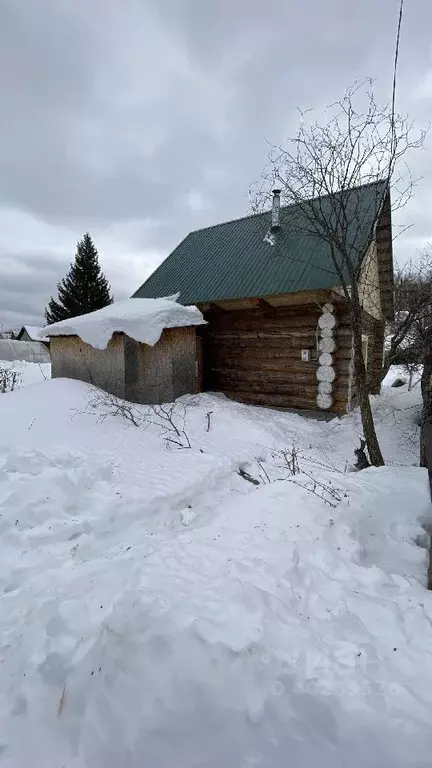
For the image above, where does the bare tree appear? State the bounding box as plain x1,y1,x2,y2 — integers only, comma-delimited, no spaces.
0,368,21,393
373,248,432,469
396,255,432,467
421,356,432,468
377,252,432,389
251,75,425,466
0,325,17,339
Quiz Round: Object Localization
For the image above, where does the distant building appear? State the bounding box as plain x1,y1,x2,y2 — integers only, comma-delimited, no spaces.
17,326,50,347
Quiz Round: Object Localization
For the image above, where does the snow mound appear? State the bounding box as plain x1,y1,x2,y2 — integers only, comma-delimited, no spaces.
41,296,206,349
0,359,51,389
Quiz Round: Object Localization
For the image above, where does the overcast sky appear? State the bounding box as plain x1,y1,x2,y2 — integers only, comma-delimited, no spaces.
0,0,431,327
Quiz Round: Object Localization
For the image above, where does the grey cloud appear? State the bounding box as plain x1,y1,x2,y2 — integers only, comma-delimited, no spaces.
0,250,68,326
0,244,144,328
0,0,228,233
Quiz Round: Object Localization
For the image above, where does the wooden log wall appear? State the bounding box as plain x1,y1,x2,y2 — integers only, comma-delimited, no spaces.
333,307,355,413
201,303,355,414
335,309,386,410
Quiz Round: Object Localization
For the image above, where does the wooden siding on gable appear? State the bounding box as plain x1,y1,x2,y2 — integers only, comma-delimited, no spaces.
358,241,382,320
375,194,394,321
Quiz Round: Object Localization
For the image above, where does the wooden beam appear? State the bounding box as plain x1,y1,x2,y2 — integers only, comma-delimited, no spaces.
259,290,332,309
255,298,275,312
330,289,346,303
198,289,342,313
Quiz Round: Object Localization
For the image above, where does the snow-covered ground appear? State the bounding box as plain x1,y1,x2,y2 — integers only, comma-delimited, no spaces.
0,364,431,767
0,359,51,389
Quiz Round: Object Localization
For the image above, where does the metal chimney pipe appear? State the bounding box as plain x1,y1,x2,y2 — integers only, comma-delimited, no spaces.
271,189,281,229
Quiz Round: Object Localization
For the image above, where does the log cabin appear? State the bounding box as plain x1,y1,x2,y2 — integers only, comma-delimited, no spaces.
133,180,394,415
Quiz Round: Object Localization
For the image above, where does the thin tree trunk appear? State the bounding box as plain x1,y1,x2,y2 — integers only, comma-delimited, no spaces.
351,311,385,467
356,366,385,466
428,545,432,590
420,361,432,467
416,356,432,590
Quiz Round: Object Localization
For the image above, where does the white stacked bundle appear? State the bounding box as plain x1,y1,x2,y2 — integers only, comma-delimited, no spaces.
316,303,336,409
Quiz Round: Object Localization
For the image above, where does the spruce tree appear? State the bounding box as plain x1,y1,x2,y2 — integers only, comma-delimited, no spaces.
45,233,113,324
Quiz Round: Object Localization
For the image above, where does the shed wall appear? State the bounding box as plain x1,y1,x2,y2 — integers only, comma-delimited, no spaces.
50,328,199,405
124,333,173,404
202,304,352,414
124,327,198,404
171,327,199,399
50,334,126,398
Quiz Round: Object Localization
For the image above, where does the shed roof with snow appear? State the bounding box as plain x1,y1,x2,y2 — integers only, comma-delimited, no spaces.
42,296,206,349
45,297,206,405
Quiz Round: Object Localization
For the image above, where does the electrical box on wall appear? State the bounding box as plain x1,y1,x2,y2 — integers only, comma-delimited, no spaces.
301,349,311,362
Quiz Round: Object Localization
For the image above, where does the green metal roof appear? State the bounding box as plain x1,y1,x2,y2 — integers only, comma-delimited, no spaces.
133,181,387,305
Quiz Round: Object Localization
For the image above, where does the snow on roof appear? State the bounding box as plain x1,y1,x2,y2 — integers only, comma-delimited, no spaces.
41,296,206,350
20,326,49,343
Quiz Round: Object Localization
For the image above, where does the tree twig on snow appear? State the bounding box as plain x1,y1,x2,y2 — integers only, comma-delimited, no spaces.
85,390,193,448
206,411,213,432
238,467,260,486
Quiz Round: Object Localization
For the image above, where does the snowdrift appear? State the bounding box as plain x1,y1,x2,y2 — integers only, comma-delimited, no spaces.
0,358,51,389
0,375,431,767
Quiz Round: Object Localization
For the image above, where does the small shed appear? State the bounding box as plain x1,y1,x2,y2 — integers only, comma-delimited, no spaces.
17,326,50,346
42,297,206,404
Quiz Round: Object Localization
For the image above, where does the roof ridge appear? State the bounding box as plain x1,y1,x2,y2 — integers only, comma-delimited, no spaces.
187,179,388,237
